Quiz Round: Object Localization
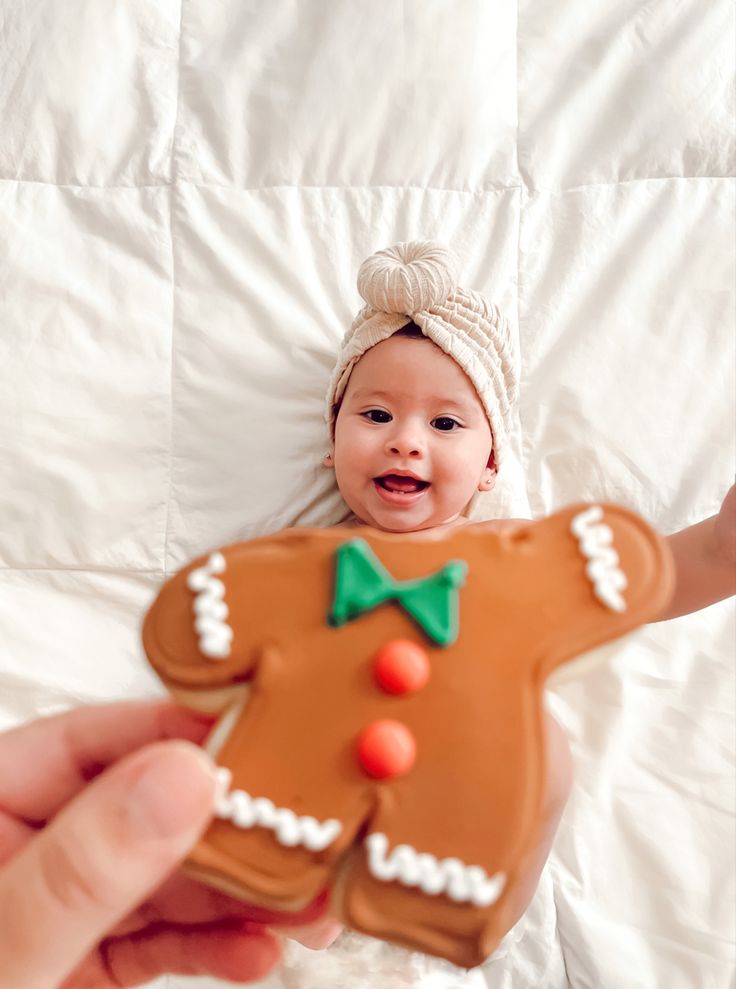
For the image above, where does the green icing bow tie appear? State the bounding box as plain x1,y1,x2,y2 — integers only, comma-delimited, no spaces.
328,538,468,647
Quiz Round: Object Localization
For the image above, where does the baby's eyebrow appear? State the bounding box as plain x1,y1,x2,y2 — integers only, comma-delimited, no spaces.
351,388,476,413
351,389,395,402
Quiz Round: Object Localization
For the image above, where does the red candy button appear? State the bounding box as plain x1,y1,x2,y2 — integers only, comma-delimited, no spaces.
357,720,416,779
374,639,430,695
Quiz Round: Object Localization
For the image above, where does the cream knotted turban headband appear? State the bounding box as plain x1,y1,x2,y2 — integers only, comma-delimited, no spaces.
325,241,519,472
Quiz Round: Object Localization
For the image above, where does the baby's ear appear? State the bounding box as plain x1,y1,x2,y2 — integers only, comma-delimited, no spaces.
518,502,675,680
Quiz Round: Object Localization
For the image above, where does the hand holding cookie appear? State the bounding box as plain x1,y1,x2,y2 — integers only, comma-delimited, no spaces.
0,700,338,988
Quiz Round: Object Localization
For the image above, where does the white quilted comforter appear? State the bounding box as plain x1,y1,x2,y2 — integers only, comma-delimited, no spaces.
1,2,733,987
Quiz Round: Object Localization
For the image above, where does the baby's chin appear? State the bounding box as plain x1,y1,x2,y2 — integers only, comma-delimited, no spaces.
351,506,463,534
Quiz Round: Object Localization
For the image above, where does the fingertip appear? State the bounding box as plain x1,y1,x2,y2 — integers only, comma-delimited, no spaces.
124,741,218,842
157,703,217,746
275,916,344,950
219,926,284,982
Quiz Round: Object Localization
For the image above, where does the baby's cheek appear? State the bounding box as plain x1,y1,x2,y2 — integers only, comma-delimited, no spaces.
435,465,468,494
435,473,478,516
335,438,366,474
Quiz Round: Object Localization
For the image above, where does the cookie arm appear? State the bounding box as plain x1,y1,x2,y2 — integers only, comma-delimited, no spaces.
532,502,675,680
142,529,329,709
142,548,261,699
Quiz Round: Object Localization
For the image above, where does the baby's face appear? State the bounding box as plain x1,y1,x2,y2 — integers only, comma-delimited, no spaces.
331,335,494,533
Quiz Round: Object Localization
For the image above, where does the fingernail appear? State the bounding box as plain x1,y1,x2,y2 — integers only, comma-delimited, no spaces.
277,918,344,951
126,742,218,840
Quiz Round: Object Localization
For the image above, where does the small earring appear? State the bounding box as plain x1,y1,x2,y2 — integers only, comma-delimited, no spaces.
323,452,334,466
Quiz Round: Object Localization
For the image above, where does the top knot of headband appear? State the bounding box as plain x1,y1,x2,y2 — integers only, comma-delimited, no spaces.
325,240,519,473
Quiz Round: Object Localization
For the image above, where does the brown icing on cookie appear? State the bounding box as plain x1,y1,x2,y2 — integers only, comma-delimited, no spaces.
142,502,674,967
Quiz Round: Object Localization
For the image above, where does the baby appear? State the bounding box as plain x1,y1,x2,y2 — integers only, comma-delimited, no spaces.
317,239,736,938
5,241,728,987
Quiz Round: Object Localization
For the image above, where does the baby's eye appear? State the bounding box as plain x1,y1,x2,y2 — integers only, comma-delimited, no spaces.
362,409,392,423
432,416,461,431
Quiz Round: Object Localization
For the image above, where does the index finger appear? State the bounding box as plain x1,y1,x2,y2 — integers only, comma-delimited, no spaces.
0,700,214,823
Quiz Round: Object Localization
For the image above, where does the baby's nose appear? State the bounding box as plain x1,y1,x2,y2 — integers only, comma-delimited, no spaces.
385,431,423,458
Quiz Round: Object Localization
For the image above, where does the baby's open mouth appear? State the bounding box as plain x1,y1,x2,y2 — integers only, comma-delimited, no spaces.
374,474,431,494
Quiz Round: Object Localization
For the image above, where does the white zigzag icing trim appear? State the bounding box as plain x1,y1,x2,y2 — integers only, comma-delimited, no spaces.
570,506,628,612
366,832,506,907
213,768,342,852
187,552,233,659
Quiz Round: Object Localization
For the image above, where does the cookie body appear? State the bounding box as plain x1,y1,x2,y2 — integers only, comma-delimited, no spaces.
142,503,673,967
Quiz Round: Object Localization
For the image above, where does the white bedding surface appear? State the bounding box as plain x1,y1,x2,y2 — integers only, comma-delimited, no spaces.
1,2,734,987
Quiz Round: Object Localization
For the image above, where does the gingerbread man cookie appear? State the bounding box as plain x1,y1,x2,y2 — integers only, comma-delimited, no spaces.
142,503,673,967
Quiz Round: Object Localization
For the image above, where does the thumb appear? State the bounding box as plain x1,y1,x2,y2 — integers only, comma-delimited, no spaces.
0,740,218,989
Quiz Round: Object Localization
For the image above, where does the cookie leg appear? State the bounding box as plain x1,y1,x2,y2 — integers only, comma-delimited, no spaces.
187,822,338,910
337,713,573,968
186,766,372,911
336,836,505,968
497,712,572,932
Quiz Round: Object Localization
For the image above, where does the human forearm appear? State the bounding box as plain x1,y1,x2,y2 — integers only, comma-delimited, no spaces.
653,515,736,622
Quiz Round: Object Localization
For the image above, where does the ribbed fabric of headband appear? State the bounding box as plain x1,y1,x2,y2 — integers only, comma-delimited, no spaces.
325,241,519,472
